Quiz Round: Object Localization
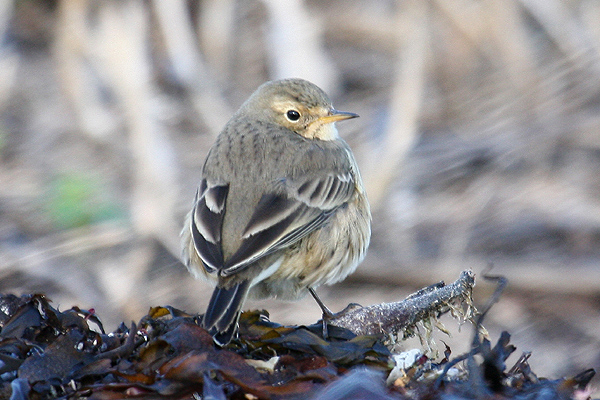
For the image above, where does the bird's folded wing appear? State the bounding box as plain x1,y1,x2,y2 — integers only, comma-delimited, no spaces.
190,179,229,273
221,171,355,275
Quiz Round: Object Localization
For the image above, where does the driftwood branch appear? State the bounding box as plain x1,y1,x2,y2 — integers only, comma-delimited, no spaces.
327,270,475,337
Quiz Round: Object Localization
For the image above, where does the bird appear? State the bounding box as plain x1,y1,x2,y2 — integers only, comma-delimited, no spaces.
181,78,371,345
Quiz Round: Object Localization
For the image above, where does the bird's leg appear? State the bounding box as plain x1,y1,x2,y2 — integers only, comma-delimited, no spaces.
309,287,334,317
309,288,334,339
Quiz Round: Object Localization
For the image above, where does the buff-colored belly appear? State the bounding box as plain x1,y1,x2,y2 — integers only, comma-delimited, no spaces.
249,194,371,300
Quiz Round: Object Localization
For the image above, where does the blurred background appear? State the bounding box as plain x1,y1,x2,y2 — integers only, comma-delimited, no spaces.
0,0,599,383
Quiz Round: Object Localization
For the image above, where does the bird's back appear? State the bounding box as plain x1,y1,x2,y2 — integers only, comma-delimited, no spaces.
202,116,355,268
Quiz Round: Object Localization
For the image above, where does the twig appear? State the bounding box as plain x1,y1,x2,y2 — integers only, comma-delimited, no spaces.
262,0,339,93
153,0,233,137
95,322,138,361
364,0,429,209
434,269,508,389
327,270,475,337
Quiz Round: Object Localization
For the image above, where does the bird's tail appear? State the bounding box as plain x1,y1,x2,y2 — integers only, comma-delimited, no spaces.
202,280,251,346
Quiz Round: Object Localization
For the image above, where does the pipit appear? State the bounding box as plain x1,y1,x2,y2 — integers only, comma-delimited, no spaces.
182,78,371,345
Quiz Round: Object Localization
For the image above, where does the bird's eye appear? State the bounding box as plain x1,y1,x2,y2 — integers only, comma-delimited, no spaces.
286,110,301,122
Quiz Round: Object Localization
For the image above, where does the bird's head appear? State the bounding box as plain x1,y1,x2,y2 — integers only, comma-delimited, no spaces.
239,78,358,140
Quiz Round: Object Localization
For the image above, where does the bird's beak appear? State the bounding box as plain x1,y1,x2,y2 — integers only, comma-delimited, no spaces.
319,109,359,124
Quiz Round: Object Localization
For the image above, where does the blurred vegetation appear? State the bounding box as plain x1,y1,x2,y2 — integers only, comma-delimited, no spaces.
0,0,599,383
45,174,124,230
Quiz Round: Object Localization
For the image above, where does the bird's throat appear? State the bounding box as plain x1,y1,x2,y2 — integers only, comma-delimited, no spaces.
305,122,339,141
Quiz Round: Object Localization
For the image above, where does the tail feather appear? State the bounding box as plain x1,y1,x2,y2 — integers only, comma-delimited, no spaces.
202,280,250,345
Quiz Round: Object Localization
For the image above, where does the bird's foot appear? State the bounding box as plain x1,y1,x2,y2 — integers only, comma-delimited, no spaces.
309,288,363,340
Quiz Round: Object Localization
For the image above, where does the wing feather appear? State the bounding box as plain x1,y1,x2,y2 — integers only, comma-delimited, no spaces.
219,172,355,276
242,194,302,238
223,202,306,275
190,180,229,273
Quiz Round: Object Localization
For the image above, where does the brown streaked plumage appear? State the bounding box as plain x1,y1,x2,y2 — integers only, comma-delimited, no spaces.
182,78,371,345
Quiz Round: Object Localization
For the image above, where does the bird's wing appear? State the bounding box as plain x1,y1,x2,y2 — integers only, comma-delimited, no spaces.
220,170,356,276
190,179,229,273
